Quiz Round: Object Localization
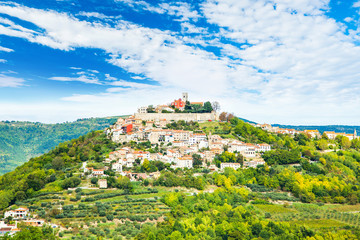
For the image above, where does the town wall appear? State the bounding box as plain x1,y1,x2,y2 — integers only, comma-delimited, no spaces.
134,112,218,122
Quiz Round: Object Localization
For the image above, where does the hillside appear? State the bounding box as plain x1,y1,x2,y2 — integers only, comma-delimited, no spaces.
1,117,360,239
0,117,120,175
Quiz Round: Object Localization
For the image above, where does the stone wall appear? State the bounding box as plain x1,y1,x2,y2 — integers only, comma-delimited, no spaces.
134,112,218,122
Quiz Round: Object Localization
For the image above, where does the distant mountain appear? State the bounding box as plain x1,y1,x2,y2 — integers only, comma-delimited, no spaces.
0,116,120,175
272,124,360,134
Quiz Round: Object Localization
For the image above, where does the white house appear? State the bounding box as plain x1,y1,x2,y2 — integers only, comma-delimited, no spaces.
256,143,271,152
244,160,265,168
90,169,106,177
112,162,123,172
198,140,209,149
133,151,150,160
98,179,108,189
173,156,193,169
189,133,207,145
167,149,181,158
4,208,29,219
220,162,241,171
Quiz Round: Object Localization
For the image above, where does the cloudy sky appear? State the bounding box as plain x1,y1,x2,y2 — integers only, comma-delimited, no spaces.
0,0,360,125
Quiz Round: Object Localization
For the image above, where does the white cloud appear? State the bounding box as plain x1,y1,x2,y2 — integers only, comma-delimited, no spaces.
105,74,117,81
0,45,13,52
0,1,360,124
0,59,6,63
131,76,145,80
115,0,200,21
200,0,360,117
344,17,353,22
49,75,101,84
0,74,25,87
77,11,112,20
353,1,360,8
181,22,208,34
109,80,154,89
158,2,200,21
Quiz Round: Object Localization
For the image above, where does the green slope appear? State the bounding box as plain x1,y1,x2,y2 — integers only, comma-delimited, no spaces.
0,117,120,175
1,118,360,239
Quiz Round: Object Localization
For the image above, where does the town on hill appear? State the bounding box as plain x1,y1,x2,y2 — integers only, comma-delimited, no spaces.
1,96,360,239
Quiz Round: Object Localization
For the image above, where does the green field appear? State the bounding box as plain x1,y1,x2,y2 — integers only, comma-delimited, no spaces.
254,204,297,214
289,219,349,228
16,186,171,240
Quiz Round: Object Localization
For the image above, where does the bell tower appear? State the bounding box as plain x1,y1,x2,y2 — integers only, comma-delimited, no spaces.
182,92,188,102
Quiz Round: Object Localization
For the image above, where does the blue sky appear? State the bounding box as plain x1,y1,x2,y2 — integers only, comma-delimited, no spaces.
0,0,360,124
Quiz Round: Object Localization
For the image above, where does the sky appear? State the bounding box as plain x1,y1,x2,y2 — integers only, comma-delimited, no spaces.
0,0,360,125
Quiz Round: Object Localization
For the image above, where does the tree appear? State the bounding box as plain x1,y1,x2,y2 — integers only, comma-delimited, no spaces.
339,136,351,149
192,104,202,113
142,159,150,172
203,101,213,112
184,101,192,111
219,112,227,122
116,176,133,190
211,101,220,112
90,177,98,185
4,216,13,224
61,177,81,189
226,113,235,122
317,139,328,150
351,138,360,150
262,149,300,165
322,132,329,140
147,105,156,113
192,154,202,167
51,156,64,170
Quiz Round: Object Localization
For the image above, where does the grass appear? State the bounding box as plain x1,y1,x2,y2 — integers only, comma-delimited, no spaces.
289,219,349,228
199,121,222,134
254,204,297,214
324,204,360,212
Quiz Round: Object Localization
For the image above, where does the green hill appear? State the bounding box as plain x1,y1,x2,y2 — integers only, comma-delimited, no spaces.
1,118,360,239
0,117,120,175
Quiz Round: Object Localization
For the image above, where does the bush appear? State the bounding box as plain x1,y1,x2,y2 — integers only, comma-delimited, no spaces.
91,178,98,185
61,177,81,189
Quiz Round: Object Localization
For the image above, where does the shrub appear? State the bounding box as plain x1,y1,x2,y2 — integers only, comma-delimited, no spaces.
91,178,98,185
61,177,81,189
106,214,114,221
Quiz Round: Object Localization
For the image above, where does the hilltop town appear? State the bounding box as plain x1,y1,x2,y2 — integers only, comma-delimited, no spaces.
106,93,271,176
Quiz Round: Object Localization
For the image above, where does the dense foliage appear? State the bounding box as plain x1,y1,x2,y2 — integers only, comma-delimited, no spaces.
166,120,200,131
0,117,119,174
136,187,358,239
1,224,57,239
